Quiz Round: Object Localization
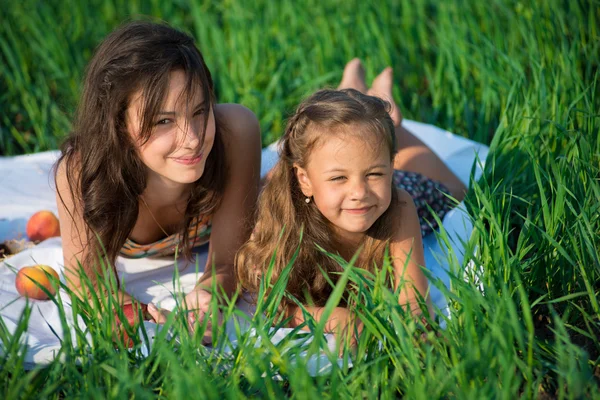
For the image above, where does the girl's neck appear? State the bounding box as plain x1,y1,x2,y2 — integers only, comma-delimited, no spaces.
332,228,365,261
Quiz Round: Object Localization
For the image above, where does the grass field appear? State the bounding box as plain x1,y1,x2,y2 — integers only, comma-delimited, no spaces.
1,0,599,398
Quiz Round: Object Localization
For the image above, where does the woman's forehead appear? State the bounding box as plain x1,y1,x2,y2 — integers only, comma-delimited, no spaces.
128,69,207,114
161,70,206,110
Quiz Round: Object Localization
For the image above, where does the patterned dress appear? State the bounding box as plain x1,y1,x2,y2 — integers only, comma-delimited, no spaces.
120,214,212,258
393,170,454,237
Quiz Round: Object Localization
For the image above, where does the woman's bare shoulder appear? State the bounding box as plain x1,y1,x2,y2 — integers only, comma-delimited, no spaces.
55,153,80,199
215,103,261,148
215,103,259,132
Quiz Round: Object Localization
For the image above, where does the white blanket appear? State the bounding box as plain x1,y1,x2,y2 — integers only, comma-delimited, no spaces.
0,120,488,371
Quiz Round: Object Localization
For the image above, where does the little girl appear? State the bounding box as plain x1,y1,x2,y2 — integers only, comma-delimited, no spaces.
55,21,261,332
236,86,459,337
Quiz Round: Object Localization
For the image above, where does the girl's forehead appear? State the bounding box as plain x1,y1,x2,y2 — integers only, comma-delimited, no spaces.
307,133,389,170
310,122,387,145
310,122,388,152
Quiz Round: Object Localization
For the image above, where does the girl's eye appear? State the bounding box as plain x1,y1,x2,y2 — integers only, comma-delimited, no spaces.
194,108,205,116
330,176,346,182
368,172,384,178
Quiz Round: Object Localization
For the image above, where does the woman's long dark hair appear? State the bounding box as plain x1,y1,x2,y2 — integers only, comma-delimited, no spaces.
56,21,226,282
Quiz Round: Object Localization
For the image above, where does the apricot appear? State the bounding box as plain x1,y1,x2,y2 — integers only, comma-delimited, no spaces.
15,265,60,300
26,210,61,242
119,303,151,326
114,303,151,348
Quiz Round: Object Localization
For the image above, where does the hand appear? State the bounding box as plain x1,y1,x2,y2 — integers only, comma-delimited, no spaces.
146,302,171,324
182,288,222,344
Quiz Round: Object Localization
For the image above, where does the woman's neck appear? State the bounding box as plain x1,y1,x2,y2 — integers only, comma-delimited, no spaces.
142,174,191,209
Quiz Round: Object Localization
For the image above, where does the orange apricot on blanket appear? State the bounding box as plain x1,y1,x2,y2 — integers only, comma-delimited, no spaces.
26,210,61,242
15,265,60,300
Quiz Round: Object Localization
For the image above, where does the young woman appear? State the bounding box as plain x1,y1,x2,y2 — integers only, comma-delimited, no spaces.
55,21,261,332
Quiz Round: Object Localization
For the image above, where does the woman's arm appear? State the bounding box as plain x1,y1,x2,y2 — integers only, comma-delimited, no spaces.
55,160,134,306
192,104,261,299
390,189,432,315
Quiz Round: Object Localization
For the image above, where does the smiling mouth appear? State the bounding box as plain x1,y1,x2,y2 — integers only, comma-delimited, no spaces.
344,206,373,215
172,153,203,165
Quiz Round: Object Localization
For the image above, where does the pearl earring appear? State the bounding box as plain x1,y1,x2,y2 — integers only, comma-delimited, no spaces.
305,197,311,204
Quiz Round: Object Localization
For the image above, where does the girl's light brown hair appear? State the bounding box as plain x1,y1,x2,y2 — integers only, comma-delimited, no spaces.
236,89,399,308
56,21,226,283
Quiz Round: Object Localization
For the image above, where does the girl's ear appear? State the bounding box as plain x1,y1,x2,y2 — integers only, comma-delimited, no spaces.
294,164,313,197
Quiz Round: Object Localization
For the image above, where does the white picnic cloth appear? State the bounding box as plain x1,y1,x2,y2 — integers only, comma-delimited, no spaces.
0,120,488,371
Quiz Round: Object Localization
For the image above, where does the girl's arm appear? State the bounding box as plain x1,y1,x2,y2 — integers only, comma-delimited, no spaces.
55,161,134,306
288,305,363,346
192,104,261,299
279,191,429,344
390,189,431,315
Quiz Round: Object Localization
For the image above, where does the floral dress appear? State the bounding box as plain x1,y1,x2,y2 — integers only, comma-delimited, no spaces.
392,170,454,236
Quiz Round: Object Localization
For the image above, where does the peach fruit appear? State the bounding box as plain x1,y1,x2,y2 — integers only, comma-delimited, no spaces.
120,303,151,326
114,303,151,348
15,265,60,300
26,210,61,242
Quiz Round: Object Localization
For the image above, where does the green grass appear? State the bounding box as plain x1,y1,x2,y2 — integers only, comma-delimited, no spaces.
1,0,599,398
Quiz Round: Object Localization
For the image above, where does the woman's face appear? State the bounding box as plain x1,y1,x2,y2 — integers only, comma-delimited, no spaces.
126,69,215,187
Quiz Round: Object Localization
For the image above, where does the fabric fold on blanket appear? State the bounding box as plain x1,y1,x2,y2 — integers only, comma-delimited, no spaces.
0,119,489,371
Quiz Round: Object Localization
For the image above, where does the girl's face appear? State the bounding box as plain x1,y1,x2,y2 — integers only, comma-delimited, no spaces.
126,69,215,188
295,128,393,245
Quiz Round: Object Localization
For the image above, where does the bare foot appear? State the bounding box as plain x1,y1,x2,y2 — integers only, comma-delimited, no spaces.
338,58,368,93
367,67,402,127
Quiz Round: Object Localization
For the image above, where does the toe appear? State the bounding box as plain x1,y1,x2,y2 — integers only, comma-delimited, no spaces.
368,68,402,127
338,58,367,92
370,67,394,95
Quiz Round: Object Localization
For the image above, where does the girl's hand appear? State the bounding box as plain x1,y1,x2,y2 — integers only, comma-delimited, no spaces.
145,292,222,345
182,288,222,344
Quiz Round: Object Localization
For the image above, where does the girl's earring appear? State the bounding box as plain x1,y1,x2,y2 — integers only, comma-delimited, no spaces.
305,197,311,204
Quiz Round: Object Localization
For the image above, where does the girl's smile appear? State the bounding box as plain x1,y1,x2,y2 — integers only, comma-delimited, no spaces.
295,128,393,244
343,206,374,215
